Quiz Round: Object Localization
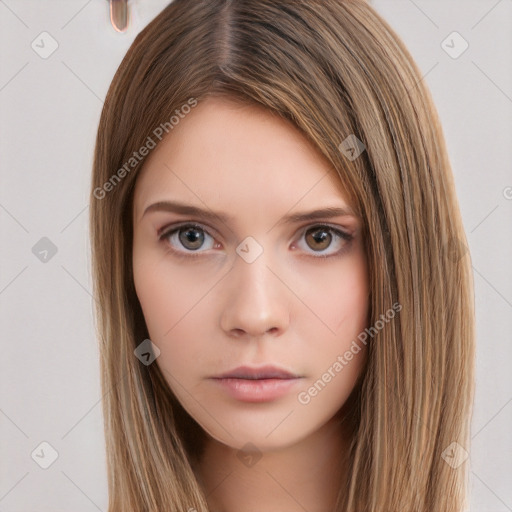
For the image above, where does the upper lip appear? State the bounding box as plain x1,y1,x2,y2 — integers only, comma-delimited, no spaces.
213,365,300,380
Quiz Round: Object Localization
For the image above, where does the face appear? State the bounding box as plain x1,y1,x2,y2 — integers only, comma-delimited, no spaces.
132,96,370,452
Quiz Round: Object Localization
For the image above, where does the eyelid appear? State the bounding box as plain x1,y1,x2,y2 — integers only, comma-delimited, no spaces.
157,219,353,238
157,220,219,240
297,222,353,238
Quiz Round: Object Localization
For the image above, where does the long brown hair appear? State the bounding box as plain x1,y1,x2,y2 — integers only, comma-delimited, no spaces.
89,0,475,510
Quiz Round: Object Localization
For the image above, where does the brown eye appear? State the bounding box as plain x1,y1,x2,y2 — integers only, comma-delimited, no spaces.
178,226,205,250
305,226,332,251
296,225,353,257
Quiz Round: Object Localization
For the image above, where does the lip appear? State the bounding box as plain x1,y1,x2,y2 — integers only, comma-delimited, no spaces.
209,365,303,403
214,365,300,380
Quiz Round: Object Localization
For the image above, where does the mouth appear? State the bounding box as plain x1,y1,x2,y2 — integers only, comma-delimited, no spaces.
209,365,303,402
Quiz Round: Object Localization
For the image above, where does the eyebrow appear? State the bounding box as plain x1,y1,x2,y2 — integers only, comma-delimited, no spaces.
141,200,358,225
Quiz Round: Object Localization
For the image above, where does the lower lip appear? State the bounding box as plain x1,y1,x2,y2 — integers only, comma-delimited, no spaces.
210,377,301,402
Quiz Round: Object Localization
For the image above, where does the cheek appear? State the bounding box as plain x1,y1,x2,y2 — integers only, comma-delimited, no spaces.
133,257,176,339
297,252,369,338
294,250,369,389
330,267,369,336
133,248,213,339
132,251,218,383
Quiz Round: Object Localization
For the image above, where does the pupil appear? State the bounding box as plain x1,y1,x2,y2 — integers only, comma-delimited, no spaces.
179,227,204,250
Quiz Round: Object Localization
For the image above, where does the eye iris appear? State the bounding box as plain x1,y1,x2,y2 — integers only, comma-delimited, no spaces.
178,227,204,250
305,228,332,251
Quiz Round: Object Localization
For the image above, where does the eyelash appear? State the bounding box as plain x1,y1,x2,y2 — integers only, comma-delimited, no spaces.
158,222,353,260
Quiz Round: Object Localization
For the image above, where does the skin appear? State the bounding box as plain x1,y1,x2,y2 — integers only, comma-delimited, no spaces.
132,96,370,512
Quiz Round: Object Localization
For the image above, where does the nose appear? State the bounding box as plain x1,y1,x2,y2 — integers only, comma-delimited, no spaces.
219,247,290,339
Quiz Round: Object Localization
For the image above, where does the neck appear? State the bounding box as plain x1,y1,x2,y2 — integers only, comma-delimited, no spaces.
194,414,351,512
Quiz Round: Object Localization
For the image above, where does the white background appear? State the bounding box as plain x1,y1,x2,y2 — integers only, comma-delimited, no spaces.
1,1,511,510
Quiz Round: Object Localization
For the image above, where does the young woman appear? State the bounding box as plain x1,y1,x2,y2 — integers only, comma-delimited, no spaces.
89,1,475,510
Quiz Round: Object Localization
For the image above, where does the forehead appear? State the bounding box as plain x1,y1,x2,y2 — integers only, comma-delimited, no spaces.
133,96,353,220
